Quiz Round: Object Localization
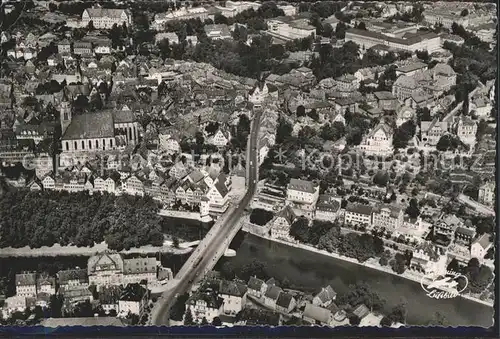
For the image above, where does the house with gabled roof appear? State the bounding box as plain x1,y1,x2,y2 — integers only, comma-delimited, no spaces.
263,285,282,309
352,303,370,320
313,285,337,307
303,302,334,326
248,81,278,106
98,285,122,314
315,194,341,221
420,118,448,147
358,120,394,156
470,233,492,264
286,178,319,206
15,272,37,298
57,268,89,290
87,253,124,290
206,180,230,214
218,280,248,315
270,205,296,241
247,276,267,299
276,292,296,314
207,128,231,147
118,283,149,317
454,115,477,148
37,274,56,295
186,289,224,323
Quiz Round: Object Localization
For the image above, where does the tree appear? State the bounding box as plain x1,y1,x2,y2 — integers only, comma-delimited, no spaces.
379,250,391,266
373,171,389,187
436,134,466,152
461,9,469,16
335,22,347,39
348,314,360,325
405,198,420,219
357,22,366,30
307,108,319,121
172,236,180,248
249,209,274,226
393,120,416,149
416,107,431,122
320,122,345,141
220,262,236,280
170,293,189,321
270,44,286,59
183,308,194,325
380,316,393,326
212,317,222,326
276,118,293,144
388,303,407,324
290,217,309,243
240,259,269,281
390,253,407,274
416,50,430,63
296,105,306,117
88,20,95,31
201,317,209,325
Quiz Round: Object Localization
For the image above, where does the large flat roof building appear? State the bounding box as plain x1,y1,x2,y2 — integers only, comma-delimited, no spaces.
346,28,441,54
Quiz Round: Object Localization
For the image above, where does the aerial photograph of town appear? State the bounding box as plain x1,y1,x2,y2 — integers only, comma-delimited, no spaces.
0,0,496,330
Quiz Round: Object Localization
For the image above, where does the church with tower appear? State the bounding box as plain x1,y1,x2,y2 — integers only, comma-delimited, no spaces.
59,101,140,154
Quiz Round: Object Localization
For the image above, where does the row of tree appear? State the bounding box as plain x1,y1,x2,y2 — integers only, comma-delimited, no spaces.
290,218,385,263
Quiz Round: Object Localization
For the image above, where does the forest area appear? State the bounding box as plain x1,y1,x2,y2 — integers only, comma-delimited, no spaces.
0,190,165,250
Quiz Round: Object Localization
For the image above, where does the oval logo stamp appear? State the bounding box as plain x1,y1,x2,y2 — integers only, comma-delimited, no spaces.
420,270,468,299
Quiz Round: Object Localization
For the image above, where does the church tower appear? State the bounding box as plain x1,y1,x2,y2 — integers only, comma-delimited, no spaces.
59,96,72,135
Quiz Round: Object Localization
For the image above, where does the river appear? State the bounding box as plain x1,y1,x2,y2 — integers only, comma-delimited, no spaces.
218,233,493,327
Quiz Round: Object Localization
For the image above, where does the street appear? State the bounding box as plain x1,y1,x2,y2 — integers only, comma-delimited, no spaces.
151,109,264,325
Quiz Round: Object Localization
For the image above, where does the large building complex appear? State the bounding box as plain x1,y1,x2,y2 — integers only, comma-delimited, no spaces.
153,7,209,30
267,17,316,41
81,8,132,29
345,28,441,53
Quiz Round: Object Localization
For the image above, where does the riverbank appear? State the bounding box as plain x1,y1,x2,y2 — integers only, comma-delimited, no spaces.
243,230,493,308
0,241,192,258
158,209,212,222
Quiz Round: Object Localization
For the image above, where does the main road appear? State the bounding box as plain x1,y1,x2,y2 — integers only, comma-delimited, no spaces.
151,108,264,325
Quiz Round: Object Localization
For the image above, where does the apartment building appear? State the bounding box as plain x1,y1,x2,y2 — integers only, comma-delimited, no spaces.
372,204,404,230
15,273,37,298
286,179,319,205
344,204,372,226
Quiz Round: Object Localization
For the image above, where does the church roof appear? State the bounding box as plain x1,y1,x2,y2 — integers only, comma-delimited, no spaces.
62,112,115,140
